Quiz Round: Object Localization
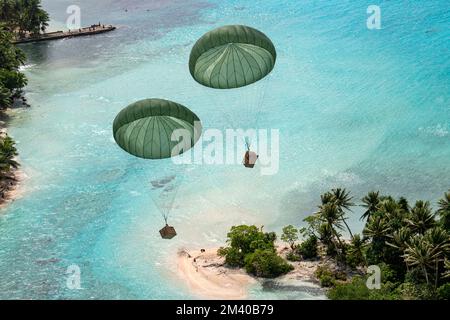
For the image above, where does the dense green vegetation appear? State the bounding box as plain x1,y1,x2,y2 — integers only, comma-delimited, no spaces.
217,189,449,300
0,0,49,37
300,188,450,300
0,134,19,197
0,0,49,109
0,1,47,190
0,134,18,172
0,24,27,109
218,225,294,278
0,25,23,185
0,23,22,187
282,224,318,261
296,234,318,260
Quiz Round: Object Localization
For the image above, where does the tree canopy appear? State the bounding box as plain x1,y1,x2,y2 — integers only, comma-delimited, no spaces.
0,0,49,37
217,225,293,278
0,24,27,109
301,188,450,299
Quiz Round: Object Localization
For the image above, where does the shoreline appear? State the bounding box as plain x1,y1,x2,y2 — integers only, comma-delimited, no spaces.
177,247,256,300
0,125,26,209
0,168,26,209
176,246,324,300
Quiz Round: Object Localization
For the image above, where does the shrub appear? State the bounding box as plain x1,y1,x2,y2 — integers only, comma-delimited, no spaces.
315,265,332,278
217,247,244,267
325,244,337,256
327,276,370,300
328,276,402,300
334,271,347,281
219,225,276,267
368,282,401,300
315,265,338,287
437,283,450,300
286,251,301,262
319,274,335,287
397,282,437,300
244,249,294,278
378,263,398,283
297,235,318,259
365,240,385,266
404,268,425,285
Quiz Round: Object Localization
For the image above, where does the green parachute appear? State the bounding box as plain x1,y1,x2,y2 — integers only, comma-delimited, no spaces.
113,98,202,159
112,99,202,239
189,25,276,89
189,25,276,168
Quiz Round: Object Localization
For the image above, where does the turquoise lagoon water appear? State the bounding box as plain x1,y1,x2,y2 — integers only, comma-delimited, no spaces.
0,0,449,299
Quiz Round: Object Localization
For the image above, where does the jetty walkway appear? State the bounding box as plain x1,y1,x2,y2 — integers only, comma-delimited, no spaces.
13,24,116,44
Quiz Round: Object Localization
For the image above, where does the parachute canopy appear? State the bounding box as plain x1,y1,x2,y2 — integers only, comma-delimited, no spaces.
189,25,276,89
113,99,201,159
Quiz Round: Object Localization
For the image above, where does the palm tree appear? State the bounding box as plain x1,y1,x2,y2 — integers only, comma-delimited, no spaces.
0,25,26,70
379,198,406,230
3,0,49,37
398,197,410,213
363,214,391,264
423,227,450,287
347,234,366,266
403,235,438,285
437,191,450,230
0,0,17,28
0,86,12,109
363,215,390,240
332,188,354,211
331,188,354,238
318,223,337,255
424,227,449,253
361,191,381,221
315,202,349,259
24,0,49,35
386,227,412,271
443,259,450,279
318,203,344,246
406,201,436,234
320,191,334,205
386,227,411,252
0,135,19,173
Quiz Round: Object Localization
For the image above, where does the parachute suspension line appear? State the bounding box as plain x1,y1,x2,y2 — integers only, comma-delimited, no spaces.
163,173,184,224
150,169,185,226
215,91,251,152
242,82,259,149
253,15,279,134
244,75,270,151
189,25,276,155
241,82,252,151
254,75,270,131
244,137,251,151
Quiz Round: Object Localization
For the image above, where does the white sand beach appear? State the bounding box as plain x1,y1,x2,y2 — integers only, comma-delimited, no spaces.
176,246,322,300
177,248,256,300
0,169,27,209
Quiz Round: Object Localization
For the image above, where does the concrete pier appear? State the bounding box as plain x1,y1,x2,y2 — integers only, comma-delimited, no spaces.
13,24,116,44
